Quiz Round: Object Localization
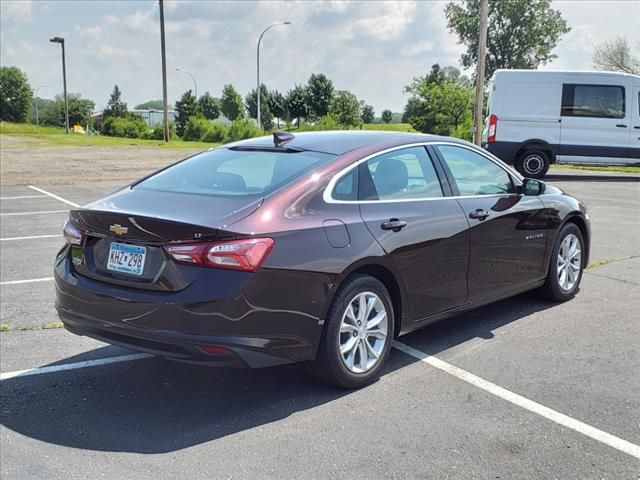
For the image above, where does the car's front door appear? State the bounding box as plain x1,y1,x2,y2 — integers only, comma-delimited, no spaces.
632,86,640,160
356,146,469,321
434,144,549,304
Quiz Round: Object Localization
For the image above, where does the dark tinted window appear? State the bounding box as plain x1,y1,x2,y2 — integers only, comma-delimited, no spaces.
137,148,334,197
561,84,625,118
360,147,443,201
438,145,513,196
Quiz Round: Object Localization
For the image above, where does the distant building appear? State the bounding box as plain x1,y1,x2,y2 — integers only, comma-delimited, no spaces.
130,109,177,127
91,110,177,127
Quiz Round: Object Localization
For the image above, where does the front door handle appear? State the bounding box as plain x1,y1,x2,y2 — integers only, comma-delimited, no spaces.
381,218,407,232
616,124,627,128
469,209,490,220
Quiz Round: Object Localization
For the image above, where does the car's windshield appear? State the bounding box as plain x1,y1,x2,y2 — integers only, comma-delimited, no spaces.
136,148,335,197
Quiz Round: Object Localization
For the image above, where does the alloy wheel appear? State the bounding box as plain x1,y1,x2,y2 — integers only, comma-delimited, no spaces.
557,233,582,291
339,291,388,374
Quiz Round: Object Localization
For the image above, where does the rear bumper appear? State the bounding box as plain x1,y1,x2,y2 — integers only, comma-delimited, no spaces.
58,307,284,368
484,141,518,164
54,248,325,368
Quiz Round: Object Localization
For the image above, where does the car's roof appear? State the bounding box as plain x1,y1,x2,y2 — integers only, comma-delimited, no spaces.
224,130,461,155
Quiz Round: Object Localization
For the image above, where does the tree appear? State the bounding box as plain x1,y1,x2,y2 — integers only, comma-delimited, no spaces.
306,73,334,119
220,84,244,121
360,103,375,124
134,100,164,110
268,90,286,128
174,89,199,137
286,84,308,127
381,109,393,123
103,85,128,118
445,0,570,81
245,84,269,120
593,37,640,75
330,90,361,128
198,92,220,120
39,93,94,127
0,66,32,122
402,64,473,137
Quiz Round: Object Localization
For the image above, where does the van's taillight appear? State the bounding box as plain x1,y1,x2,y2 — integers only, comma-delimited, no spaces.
487,114,498,143
63,220,83,245
164,238,274,272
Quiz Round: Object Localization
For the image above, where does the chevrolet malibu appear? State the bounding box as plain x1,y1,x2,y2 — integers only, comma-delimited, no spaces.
55,131,590,388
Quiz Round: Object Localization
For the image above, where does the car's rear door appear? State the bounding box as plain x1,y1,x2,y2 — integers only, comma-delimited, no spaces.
355,145,469,320
434,144,548,304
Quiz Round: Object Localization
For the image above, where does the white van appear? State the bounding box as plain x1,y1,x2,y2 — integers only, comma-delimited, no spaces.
482,69,640,178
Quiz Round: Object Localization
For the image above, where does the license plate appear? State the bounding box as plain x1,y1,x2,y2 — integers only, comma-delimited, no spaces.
107,242,146,276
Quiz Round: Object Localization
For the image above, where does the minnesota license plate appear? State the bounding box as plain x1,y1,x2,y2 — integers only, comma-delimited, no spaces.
107,242,146,276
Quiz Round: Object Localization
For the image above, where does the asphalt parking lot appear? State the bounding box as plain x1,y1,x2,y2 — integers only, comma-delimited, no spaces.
1,171,639,479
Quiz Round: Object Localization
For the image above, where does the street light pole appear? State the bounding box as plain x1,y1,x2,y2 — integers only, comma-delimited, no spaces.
50,37,69,133
257,21,290,129
176,67,197,99
158,0,169,142
34,85,47,126
473,0,489,146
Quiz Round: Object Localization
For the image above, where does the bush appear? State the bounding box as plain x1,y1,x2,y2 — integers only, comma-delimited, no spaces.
202,122,228,143
146,121,176,140
102,115,148,138
183,116,211,141
298,114,341,131
224,118,262,143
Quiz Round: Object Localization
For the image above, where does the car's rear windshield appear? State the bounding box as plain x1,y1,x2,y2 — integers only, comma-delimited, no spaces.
136,148,335,197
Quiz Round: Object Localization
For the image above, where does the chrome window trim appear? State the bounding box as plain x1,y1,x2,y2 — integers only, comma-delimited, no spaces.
322,141,522,205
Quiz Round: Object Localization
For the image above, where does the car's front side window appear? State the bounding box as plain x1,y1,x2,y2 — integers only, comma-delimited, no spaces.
358,146,444,201
437,145,514,196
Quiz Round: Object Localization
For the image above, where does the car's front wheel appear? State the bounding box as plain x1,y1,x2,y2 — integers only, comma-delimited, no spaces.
541,223,585,301
307,275,394,389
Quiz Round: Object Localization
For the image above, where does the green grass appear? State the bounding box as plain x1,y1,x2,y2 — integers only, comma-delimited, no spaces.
0,324,10,332
0,122,216,149
587,255,639,270
363,123,416,132
551,163,640,174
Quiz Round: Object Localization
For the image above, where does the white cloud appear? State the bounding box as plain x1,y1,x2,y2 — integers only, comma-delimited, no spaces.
1,0,33,24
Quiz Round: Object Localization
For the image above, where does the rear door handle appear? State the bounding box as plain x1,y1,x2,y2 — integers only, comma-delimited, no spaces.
616,124,627,128
468,209,490,220
381,219,407,232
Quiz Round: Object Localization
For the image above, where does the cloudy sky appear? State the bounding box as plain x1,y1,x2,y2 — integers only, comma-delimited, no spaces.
1,0,638,113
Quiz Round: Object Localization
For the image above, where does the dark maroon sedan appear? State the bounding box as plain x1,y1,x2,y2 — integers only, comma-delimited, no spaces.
55,131,590,388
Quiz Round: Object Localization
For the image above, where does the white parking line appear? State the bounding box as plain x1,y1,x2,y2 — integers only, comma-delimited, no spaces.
392,341,640,460
28,185,80,208
0,277,54,286
1,234,60,242
0,210,68,217
0,353,153,381
0,195,48,200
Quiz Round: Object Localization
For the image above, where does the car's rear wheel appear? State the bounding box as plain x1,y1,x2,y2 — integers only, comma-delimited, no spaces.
516,149,550,179
307,275,394,389
541,223,585,301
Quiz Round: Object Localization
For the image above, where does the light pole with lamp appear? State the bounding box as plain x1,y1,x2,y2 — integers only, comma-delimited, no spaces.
257,21,290,129
34,85,47,126
49,37,69,133
176,67,197,99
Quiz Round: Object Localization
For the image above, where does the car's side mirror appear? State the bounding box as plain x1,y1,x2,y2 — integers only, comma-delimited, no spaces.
520,178,546,196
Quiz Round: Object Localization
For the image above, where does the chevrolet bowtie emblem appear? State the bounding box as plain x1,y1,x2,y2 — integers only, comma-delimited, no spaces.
109,224,128,235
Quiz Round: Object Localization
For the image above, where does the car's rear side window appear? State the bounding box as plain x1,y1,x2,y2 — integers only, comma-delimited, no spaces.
137,148,334,197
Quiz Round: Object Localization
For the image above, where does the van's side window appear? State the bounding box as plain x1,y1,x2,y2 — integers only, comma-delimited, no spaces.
561,84,625,119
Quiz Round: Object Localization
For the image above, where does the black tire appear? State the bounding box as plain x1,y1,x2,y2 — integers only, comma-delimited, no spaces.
541,223,585,302
516,149,550,179
307,274,394,389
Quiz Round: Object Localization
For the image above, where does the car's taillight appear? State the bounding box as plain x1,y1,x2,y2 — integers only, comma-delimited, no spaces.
63,220,83,245
164,238,274,272
487,114,498,143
